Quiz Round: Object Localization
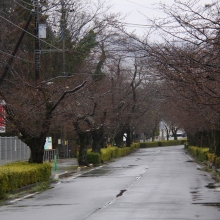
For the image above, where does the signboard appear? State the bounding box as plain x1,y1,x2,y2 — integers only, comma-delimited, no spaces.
44,137,52,150
39,24,46,38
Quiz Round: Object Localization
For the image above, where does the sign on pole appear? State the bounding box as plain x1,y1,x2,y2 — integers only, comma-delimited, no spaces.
44,137,52,150
0,101,5,133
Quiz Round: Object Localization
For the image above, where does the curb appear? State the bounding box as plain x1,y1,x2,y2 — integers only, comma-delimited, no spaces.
53,171,75,180
52,165,94,180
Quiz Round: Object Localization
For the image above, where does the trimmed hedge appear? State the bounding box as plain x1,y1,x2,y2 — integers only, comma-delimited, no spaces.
216,157,220,168
87,143,140,165
87,152,101,164
140,139,186,148
188,145,220,168
0,162,51,199
207,153,215,164
140,142,158,148
188,146,209,161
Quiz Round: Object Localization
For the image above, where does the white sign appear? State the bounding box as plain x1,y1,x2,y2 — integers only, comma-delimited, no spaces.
44,137,52,150
39,24,46,38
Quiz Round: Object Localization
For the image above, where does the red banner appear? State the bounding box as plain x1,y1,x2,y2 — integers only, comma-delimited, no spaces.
0,105,5,133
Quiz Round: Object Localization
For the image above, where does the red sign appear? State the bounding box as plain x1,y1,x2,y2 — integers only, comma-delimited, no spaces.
0,105,5,133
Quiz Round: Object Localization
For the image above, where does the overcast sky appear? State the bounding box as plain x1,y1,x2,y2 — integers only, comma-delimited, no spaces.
106,0,214,36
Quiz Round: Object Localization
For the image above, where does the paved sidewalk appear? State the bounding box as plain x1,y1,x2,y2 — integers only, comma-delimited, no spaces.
51,158,79,179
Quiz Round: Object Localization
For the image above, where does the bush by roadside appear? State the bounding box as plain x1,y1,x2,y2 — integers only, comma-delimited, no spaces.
0,162,51,199
140,139,186,148
185,143,220,168
87,143,140,165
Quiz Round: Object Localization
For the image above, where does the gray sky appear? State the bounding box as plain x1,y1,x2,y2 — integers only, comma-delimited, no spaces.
107,0,214,36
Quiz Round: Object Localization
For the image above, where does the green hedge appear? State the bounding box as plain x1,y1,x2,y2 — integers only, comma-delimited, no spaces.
188,146,209,161
87,143,140,165
0,162,51,199
188,145,220,168
216,157,220,168
87,152,101,164
140,140,186,148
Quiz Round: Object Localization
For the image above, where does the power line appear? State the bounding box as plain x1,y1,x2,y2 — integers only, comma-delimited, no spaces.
17,0,33,6
119,21,179,29
14,0,63,14
0,50,34,64
126,0,150,9
14,0,33,12
0,15,62,52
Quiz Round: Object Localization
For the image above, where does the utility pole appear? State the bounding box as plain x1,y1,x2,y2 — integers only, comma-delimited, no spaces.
2,14,32,83
61,0,66,75
34,0,40,82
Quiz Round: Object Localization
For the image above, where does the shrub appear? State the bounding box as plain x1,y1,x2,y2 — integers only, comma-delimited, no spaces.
215,157,220,168
184,142,189,149
207,153,215,164
0,162,51,199
87,152,101,165
188,146,209,161
98,143,140,163
100,148,114,161
180,139,187,145
140,142,158,148
197,148,209,161
188,146,198,157
140,140,186,148
188,145,220,168
160,140,181,146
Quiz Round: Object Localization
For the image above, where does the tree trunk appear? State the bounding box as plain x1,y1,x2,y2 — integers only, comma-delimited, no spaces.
126,126,131,147
172,130,178,140
114,130,124,147
22,136,46,164
152,127,157,142
78,133,89,166
92,128,105,153
174,134,177,140
214,130,220,157
29,144,45,164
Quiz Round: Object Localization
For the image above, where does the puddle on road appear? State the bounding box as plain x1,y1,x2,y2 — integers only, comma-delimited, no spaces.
10,203,77,208
191,191,199,194
79,167,113,177
190,190,203,201
193,202,220,207
116,190,127,197
205,183,219,189
60,180,75,184
26,196,34,199
191,183,220,206
79,165,136,177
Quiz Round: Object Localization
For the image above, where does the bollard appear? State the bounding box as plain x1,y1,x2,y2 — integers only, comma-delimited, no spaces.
54,154,57,172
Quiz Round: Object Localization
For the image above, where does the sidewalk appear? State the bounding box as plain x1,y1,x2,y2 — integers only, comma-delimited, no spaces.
50,158,100,180
51,158,79,179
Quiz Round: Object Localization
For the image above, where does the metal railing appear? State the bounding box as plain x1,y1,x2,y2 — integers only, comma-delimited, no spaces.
43,149,59,162
0,137,60,166
0,136,30,166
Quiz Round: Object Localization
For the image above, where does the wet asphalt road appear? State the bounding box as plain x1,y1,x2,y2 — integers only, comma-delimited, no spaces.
1,145,220,220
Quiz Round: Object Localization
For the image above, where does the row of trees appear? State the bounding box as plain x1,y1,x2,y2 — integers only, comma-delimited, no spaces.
3,0,219,164
136,0,220,156
0,0,160,164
